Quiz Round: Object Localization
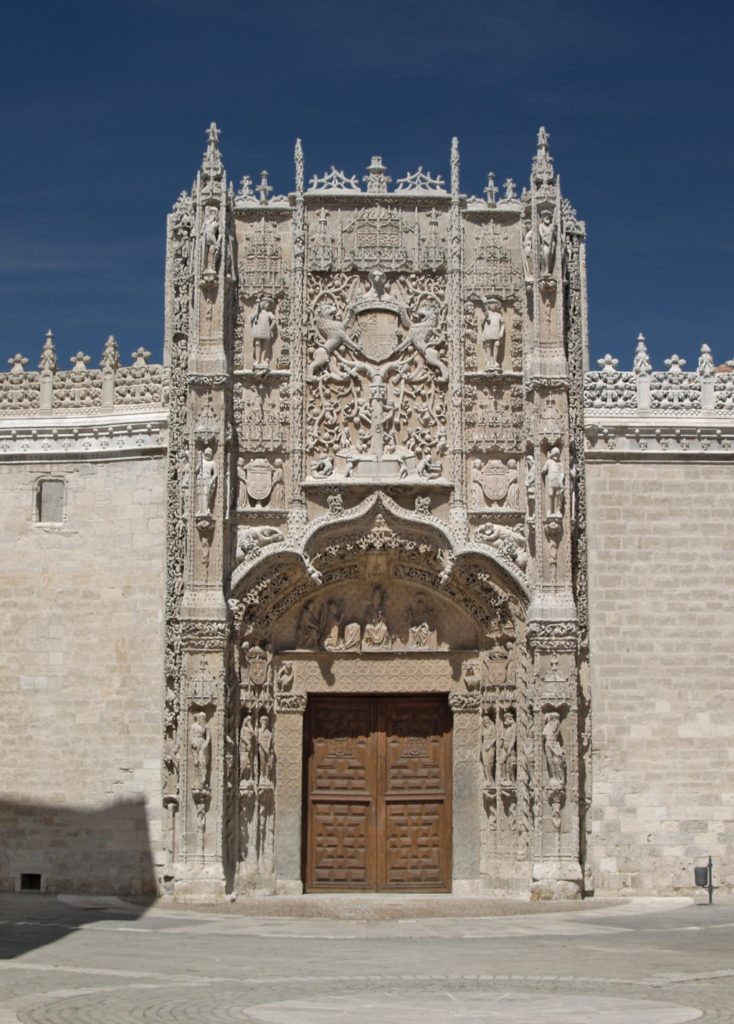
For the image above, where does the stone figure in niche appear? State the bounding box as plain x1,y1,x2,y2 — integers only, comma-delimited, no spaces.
525,454,536,509
202,206,220,275
541,447,565,516
342,620,362,651
236,457,248,508
250,297,278,367
506,459,519,508
470,459,485,507
276,661,294,693
322,599,343,651
257,715,275,785
239,714,256,786
539,397,562,441
196,447,217,515
190,711,211,790
462,657,483,692
478,298,505,370
538,210,556,276
522,225,534,280
481,715,497,787
308,302,362,379
543,711,566,784
497,711,517,784
396,306,448,383
407,594,436,648
270,459,285,506
504,641,518,685
297,599,323,649
362,586,390,649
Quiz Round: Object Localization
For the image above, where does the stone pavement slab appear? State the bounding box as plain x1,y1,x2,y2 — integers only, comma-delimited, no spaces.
1,894,733,1023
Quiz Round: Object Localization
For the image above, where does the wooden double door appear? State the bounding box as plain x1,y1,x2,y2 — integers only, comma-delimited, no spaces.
304,694,452,892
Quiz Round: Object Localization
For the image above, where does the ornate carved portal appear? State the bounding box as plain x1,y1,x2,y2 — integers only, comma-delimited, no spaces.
163,126,588,900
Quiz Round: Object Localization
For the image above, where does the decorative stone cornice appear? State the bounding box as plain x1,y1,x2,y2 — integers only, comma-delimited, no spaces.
0,409,168,461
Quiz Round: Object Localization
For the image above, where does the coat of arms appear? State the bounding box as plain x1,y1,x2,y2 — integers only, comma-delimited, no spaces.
244,458,273,505
480,460,509,503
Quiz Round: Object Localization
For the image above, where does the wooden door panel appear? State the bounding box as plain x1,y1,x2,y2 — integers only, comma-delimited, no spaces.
384,800,447,888
310,799,373,887
305,694,451,893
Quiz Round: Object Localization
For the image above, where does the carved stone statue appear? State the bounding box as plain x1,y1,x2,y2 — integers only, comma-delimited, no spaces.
362,586,390,649
196,447,217,515
236,525,284,562
202,206,220,275
481,714,497,787
322,599,343,651
190,711,211,790
474,522,528,570
239,713,256,786
236,457,248,509
506,459,519,508
541,447,565,516
538,210,556,276
397,307,448,383
522,225,533,279
270,458,285,506
308,302,361,379
250,297,277,367
257,714,275,785
543,711,566,784
525,453,536,509
497,711,517,784
296,599,323,649
478,298,505,370
407,594,436,648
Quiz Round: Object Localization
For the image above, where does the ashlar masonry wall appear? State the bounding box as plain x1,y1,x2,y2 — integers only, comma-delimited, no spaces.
586,456,734,894
0,449,167,895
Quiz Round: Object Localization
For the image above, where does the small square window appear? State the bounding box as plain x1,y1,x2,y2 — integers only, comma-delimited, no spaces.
36,479,65,523
20,873,42,891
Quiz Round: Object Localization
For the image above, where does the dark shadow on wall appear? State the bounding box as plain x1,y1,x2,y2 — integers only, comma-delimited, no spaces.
0,796,157,958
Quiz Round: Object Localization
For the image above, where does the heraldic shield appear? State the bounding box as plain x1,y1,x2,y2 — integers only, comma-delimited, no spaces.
480,460,510,504
244,459,274,506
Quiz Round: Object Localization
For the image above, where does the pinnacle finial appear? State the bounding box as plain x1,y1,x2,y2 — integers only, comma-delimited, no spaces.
200,121,223,182
100,334,120,371
294,138,304,193
39,329,58,372
532,125,554,185
450,137,460,198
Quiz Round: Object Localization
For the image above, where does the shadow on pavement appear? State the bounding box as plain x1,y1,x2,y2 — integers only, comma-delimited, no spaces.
0,796,156,958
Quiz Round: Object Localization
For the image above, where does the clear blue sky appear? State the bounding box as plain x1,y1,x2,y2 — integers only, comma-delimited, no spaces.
0,0,731,372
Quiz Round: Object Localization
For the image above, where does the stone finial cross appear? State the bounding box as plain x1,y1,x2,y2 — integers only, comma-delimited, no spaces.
8,353,28,374
131,346,152,368
206,122,220,147
664,354,686,375
70,352,90,371
597,354,619,374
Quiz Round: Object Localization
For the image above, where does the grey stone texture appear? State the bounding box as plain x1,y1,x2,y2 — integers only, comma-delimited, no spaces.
586,459,734,895
0,456,167,894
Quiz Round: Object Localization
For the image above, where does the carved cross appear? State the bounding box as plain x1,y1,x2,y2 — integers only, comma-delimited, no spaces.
664,354,686,375
206,122,220,146
502,178,516,201
597,353,619,375
8,353,28,374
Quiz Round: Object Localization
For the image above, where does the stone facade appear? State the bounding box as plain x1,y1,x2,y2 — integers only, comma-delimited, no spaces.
0,127,731,899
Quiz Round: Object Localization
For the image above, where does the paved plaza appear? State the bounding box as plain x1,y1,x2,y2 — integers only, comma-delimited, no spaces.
0,893,733,1022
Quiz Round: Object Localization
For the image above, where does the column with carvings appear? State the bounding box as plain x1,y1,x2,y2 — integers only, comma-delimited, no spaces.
173,124,235,896
288,139,308,540
523,129,583,897
447,137,468,542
